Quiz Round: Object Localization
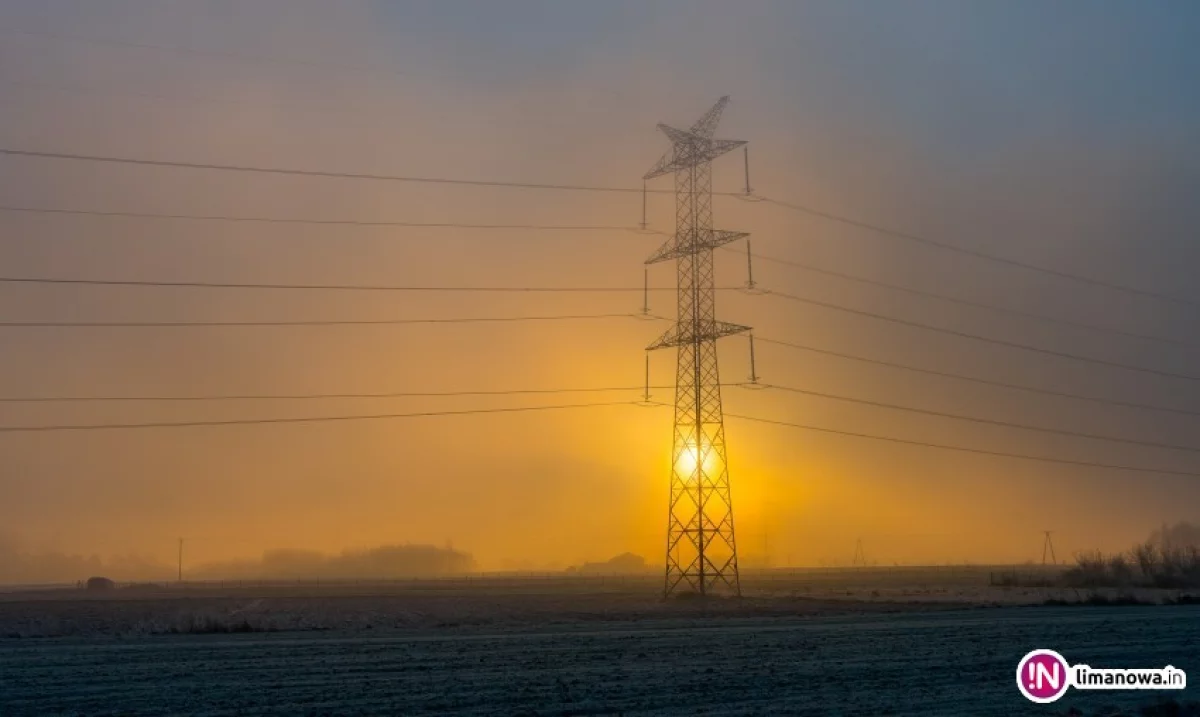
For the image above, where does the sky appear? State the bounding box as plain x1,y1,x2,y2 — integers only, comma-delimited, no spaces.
0,0,1198,579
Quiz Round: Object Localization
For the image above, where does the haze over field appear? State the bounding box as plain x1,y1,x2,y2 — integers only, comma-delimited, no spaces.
1,0,1199,579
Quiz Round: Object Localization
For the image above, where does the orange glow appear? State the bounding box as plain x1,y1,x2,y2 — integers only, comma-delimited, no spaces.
0,3,1181,583
674,437,723,480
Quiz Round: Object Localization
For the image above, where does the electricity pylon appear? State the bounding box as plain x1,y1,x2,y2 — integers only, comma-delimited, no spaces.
644,96,749,597
1041,530,1057,566
852,538,867,566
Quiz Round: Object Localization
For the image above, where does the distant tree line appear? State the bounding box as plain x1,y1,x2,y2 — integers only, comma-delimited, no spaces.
0,535,475,585
191,544,476,580
1063,522,1200,589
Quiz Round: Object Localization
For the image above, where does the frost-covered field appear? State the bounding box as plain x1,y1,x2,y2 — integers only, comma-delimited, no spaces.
1,579,1197,715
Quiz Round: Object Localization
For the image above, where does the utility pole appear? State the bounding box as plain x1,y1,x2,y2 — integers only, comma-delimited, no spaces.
643,96,750,597
1041,530,1057,566
177,537,183,582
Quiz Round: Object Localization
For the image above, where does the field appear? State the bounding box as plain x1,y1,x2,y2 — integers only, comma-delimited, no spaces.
1,569,1197,716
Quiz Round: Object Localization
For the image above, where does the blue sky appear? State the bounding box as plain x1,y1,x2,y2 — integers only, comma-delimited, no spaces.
366,0,1200,149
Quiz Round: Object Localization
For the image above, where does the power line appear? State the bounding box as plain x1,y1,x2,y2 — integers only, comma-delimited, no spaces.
2,293,1189,424
0,204,651,234
0,384,675,403
3,82,1189,314
0,399,645,433
0,312,656,328
0,148,744,196
734,247,1195,349
0,276,672,293
1,203,1187,347
7,147,1192,313
723,411,1200,478
0,201,1189,348
6,388,1193,478
762,383,1200,455
754,336,1200,418
1,216,1188,360
764,290,1200,383
0,273,751,294
760,196,1197,309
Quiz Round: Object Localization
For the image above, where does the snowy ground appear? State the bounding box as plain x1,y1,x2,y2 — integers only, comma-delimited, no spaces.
1,576,1197,715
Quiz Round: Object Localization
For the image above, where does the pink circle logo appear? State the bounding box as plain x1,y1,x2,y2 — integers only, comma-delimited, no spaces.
1017,649,1071,703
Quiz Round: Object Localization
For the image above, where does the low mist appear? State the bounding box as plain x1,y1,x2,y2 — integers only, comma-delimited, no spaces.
0,536,474,584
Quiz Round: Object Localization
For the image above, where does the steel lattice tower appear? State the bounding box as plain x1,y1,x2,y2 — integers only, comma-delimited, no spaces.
644,96,749,597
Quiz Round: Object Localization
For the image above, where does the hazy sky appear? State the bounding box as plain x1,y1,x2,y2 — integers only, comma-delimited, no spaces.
1,0,1198,575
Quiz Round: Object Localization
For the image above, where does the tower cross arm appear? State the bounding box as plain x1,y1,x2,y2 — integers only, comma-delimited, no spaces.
689,96,730,139
646,320,751,351
645,230,749,265
643,149,677,181
643,132,747,179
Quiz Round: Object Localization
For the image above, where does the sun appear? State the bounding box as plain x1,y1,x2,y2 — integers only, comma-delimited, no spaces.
674,437,721,480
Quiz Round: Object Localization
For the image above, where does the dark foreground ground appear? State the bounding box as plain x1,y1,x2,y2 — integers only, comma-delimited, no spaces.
0,581,1196,715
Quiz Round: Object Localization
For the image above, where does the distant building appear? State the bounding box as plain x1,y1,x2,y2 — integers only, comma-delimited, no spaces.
85,576,115,591
572,553,649,575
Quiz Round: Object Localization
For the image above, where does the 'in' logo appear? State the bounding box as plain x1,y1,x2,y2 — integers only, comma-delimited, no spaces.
1017,649,1071,703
